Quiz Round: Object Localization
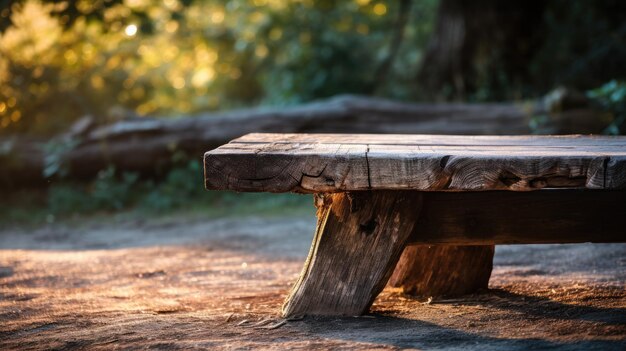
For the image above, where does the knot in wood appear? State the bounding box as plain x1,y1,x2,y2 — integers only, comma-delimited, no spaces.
498,170,522,187
530,178,548,189
324,177,335,186
359,218,378,236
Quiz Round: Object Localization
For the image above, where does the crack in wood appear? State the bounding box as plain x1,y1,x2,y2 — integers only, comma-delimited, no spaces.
439,155,451,169
365,145,372,190
439,155,454,189
289,164,329,191
603,156,609,189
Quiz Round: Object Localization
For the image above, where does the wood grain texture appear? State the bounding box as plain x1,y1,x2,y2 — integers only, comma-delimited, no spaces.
407,190,626,245
204,133,626,192
389,245,494,297
281,192,423,317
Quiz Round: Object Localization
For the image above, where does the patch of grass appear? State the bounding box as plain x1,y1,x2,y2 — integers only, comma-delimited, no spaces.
0,190,50,227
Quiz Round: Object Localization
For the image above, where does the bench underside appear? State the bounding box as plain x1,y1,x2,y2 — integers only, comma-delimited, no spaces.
282,190,626,317
406,190,626,245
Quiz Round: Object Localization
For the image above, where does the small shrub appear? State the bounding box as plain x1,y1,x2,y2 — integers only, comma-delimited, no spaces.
139,159,204,211
48,183,94,215
587,80,626,135
90,167,139,210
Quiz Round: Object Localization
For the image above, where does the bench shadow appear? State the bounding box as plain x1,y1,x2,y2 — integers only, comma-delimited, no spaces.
278,288,623,349
437,289,626,326
286,315,625,350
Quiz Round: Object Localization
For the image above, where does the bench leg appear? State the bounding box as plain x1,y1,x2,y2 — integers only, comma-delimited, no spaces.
389,244,495,297
282,191,423,317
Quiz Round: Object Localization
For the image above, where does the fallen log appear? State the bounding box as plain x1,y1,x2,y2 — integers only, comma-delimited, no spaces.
0,93,611,188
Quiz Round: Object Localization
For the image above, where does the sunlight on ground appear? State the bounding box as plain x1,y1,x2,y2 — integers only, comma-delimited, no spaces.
1,215,624,349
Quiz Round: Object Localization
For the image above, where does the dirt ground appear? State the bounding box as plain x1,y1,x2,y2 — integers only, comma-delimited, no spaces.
1,212,625,350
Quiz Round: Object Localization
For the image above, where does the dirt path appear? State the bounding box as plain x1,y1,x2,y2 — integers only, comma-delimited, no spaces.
1,214,625,350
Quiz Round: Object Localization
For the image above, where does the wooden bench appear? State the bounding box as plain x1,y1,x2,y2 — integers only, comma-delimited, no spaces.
204,133,626,317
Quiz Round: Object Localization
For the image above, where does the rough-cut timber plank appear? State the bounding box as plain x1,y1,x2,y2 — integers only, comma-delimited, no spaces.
406,190,626,245
235,133,626,146
281,192,422,317
204,133,626,192
389,245,494,297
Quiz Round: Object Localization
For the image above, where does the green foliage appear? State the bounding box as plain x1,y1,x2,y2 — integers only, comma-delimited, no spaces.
44,155,202,216
31,158,310,222
587,80,626,135
1,170,312,226
528,114,550,134
48,166,138,213
91,167,140,209
0,0,437,136
47,183,94,214
139,159,203,211
1,0,623,136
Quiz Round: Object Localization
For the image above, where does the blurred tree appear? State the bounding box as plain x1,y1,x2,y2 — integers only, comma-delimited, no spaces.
532,0,626,91
416,0,545,101
0,0,437,135
416,0,626,101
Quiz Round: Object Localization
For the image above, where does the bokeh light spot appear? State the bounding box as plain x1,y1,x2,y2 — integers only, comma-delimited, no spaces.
125,24,138,37
211,10,225,24
172,77,186,90
373,3,387,15
191,68,215,88
255,45,268,58
10,110,21,122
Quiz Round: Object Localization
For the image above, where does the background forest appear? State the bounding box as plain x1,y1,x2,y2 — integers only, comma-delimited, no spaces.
1,0,625,136
0,0,625,221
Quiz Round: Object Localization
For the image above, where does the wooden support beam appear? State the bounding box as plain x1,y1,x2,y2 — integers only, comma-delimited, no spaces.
409,190,626,245
390,189,626,297
389,245,494,297
282,192,422,317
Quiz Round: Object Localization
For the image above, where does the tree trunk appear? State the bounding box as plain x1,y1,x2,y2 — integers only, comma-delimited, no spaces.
417,0,546,100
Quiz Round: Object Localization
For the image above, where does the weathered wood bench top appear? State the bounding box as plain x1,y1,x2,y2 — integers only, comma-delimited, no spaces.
204,133,626,193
